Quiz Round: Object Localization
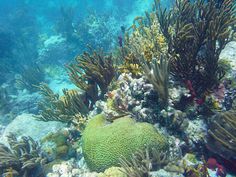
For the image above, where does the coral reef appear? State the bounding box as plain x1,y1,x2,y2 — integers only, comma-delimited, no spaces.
207,111,236,161
118,9,168,77
0,86,9,112
98,167,127,177
67,48,115,108
156,0,236,97
0,133,47,177
38,35,78,65
76,11,120,52
96,73,162,123
46,158,89,177
36,83,88,129
16,64,45,92
0,113,64,144
41,130,76,161
139,55,170,107
82,114,168,172
1,0,236,176
55,6,78,42
119,147,169,177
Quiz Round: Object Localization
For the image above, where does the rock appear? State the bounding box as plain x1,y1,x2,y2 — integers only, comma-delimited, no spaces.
98,167,127,177
151,169,184,177
220,41,236,70
41,129,76,161
185,119,207,148
0,113,65,144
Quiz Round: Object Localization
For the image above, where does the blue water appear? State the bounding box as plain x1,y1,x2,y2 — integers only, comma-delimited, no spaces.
0,0,173,85
4,0,236,177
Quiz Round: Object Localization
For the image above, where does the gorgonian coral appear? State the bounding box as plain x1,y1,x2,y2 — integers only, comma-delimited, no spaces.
36,83,88,130
207,111,236,161
156,0,236,96
67,48,115,108
0,133,47,177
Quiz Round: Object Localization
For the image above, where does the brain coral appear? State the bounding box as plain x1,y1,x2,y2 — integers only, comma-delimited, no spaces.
82,114,168,172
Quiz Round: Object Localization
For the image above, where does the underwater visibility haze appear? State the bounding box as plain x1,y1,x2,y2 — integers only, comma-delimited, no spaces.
0,0,236,176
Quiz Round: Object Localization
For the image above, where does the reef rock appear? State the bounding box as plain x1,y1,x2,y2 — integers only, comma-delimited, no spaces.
0,113,65,144
220,41,236,70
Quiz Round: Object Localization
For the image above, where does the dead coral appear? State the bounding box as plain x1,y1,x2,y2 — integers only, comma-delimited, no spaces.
36,83,88,129
155,0,236,96
0,133,47,177
207,111,236,160
67,48,115,108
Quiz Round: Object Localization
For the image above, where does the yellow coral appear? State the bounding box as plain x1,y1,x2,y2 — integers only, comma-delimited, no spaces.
118,11,168,77
98,167,127,177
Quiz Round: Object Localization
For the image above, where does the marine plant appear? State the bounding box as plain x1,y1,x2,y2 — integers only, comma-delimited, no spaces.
155,0,236,97
207,111,236,161
82,114,168,172
67,48,116,109
36,83,88,130
0,133,47,177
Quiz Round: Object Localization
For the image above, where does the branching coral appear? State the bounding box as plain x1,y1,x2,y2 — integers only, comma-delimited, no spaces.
155,0,236,96
16,64,45,92
67,48,115,108
0,133,47,177
36,83,88,129
207,111,236,160
139,54,170,108
117,10,168,77
119,147,169,177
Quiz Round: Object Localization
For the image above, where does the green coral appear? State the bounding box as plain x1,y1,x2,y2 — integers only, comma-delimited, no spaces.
41,130,76,160
82,114,168,172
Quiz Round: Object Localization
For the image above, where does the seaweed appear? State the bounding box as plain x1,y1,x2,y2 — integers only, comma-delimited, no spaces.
67,48,115,108
0,133,47,177
155,0,236,97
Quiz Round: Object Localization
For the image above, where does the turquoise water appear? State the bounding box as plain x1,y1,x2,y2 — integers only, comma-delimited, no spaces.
0,0,236,177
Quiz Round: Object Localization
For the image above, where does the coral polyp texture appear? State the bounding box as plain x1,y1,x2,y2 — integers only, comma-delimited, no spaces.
82,114,168,172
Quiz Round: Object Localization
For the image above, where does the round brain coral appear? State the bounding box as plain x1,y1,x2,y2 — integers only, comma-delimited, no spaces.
82,114,168,172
